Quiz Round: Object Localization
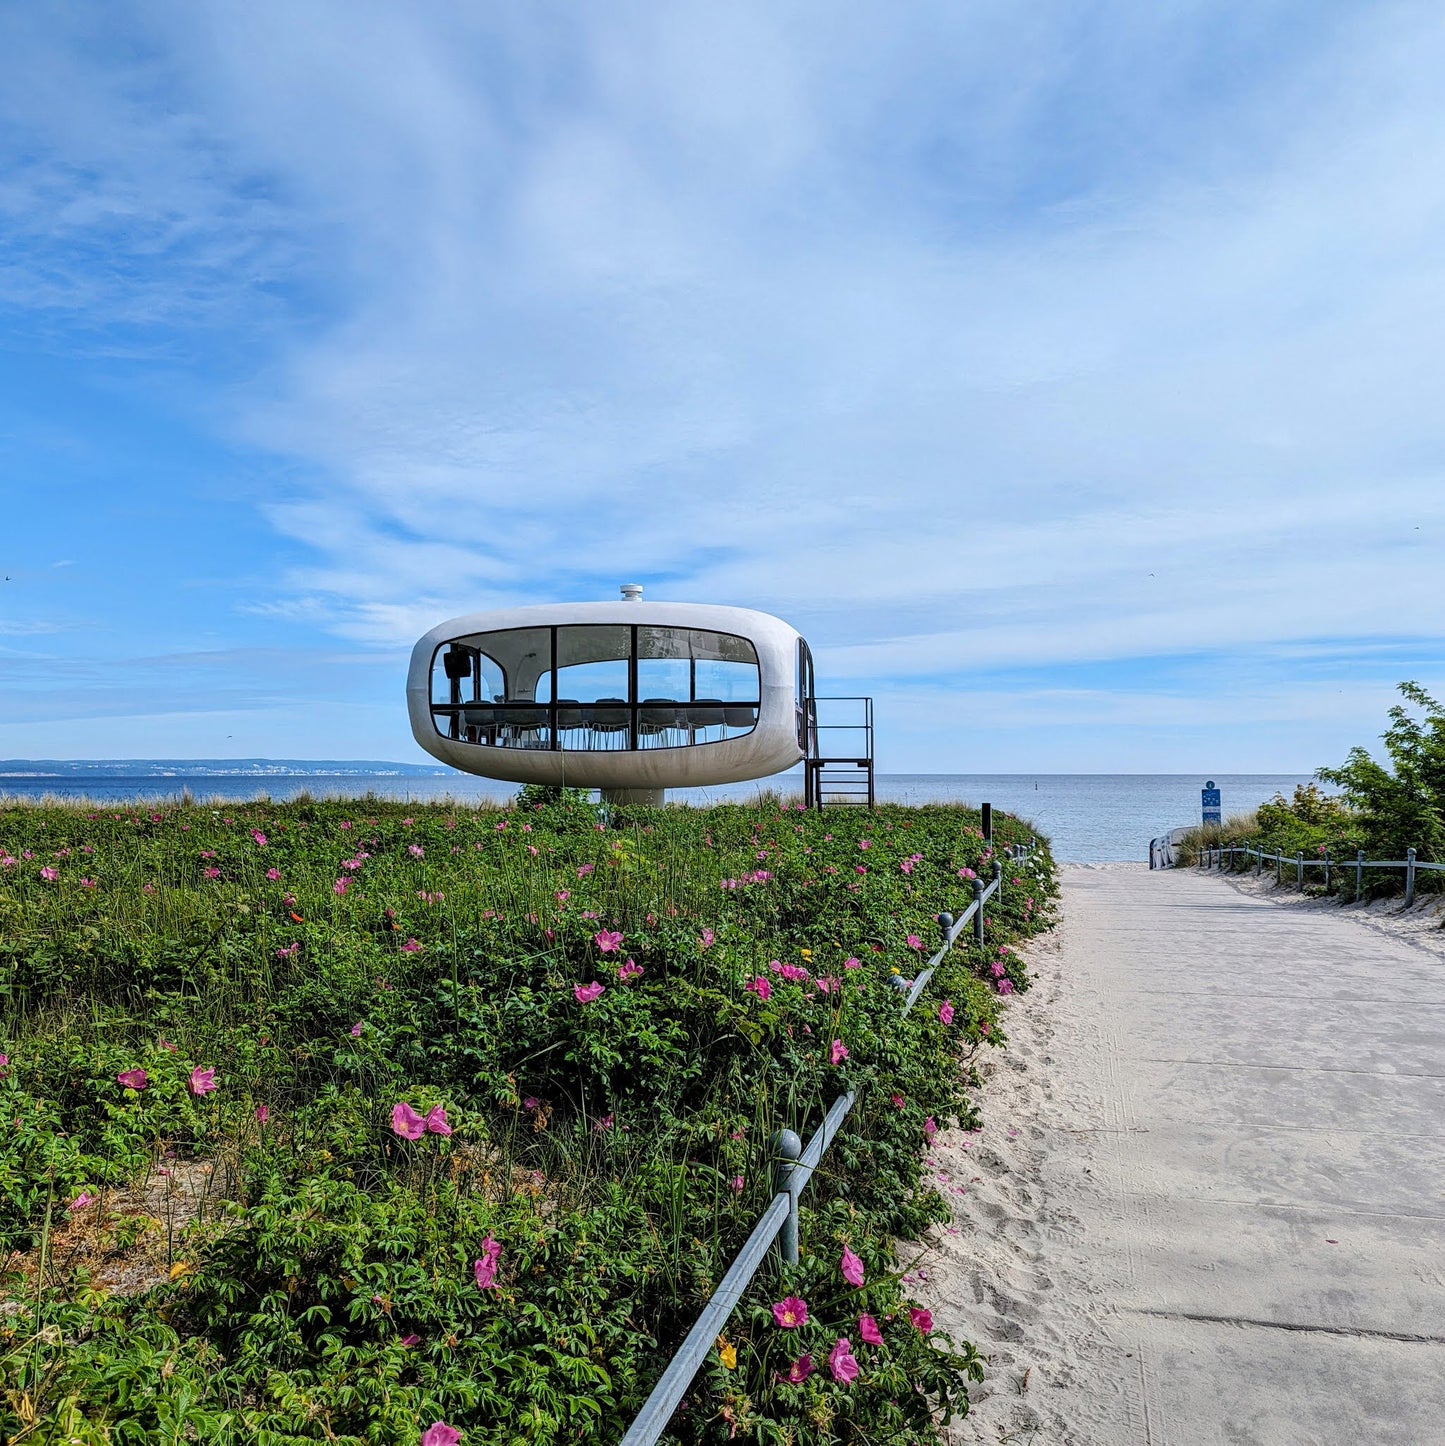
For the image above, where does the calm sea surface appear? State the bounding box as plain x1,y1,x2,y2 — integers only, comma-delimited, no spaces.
0,769,1316,864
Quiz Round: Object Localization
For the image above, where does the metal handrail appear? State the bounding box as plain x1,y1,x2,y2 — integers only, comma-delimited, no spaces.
1196,841,1445,906
618,837,1034,1446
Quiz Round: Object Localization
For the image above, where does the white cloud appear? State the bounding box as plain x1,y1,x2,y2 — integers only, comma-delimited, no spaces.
4,1,1445,762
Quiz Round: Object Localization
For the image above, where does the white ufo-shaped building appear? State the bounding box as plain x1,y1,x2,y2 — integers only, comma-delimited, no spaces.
407,587,835,804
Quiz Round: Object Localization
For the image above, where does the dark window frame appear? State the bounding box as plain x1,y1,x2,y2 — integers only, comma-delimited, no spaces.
429,624,762,752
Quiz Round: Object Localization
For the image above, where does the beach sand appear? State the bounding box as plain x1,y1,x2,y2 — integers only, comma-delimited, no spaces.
908,862,1445,1446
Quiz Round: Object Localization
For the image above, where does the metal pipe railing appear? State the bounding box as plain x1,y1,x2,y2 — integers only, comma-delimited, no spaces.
618,833,1034,1446
1192,841,1445,905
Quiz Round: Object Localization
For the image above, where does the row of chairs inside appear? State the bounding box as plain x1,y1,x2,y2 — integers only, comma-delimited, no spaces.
453,699,758,732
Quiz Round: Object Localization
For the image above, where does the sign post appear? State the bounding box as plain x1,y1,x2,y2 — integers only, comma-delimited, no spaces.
1201,780,1222,828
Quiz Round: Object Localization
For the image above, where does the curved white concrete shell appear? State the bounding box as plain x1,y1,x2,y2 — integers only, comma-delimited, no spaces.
407,598,809,799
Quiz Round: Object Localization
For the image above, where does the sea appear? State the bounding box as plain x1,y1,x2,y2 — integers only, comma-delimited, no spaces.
0,762,1317,865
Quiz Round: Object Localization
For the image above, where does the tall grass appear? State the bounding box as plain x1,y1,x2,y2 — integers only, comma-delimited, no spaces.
1172,810,1259,866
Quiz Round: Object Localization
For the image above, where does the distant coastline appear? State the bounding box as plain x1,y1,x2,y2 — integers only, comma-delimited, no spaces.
0,758,452,780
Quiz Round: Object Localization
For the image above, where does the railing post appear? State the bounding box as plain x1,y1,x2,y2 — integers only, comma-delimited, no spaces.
773,1129,803,1266
936,911,954,943
1276,849,1282,886
973,878,985,948
1323,850,1330,892
1296,850,1303,887
1255,844,1262,878
1406,847,1417,908
981,802,992,847
1355,848,1364,904
992,858,1003,899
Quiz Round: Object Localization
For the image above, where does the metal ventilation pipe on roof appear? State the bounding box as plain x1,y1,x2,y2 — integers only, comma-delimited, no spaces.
620,583,643,601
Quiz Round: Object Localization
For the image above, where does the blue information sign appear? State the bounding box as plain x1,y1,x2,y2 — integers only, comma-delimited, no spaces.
1201,779,1222,826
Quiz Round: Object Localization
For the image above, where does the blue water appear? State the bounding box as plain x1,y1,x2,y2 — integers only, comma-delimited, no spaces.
0,766,1317,864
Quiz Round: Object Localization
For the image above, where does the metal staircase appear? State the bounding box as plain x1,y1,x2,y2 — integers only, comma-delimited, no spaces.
802,695,875,808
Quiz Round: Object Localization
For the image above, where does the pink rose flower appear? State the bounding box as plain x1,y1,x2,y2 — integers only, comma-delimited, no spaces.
830,1039,849,1066
420,1424,461,1446
828,1336,859,1384
616,959,643,982
593,929,623,953
938,1000,954,1026
425,1105,452,1136
772,1296,809,1329
116,1068,148,1091
391,1102,426,1140
574,982,605,1004
189,1067,217,1095
474,1234,502,1290
255,1105,269,1125
400,938,422,952
744,976,772,1000
840,1245,865,1287
909,1307,934,1334
858,1313,884,1345
776,1353,814,1384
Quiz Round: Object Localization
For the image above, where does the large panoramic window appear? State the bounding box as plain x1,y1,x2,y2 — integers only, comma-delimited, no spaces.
430,624,760,752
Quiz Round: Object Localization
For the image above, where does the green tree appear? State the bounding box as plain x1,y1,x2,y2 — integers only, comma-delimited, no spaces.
1317,682,1445,862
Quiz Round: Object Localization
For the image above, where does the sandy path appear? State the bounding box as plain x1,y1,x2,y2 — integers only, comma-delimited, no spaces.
908,863,1445,1446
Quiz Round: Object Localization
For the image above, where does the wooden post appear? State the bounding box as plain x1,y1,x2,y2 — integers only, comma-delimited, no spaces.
981,802,993,847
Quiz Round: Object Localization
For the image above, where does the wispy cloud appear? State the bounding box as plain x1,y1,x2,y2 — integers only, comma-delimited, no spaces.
2,2,1443,763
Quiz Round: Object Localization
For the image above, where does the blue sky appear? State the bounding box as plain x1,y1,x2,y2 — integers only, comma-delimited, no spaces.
3,1,1444,771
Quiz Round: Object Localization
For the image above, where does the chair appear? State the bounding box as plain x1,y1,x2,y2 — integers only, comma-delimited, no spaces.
639,699,681,747
587,698,631,749
686,699,725,741
460,705,495,745
723,705,757,734
499,705,547,748
554,700,585,748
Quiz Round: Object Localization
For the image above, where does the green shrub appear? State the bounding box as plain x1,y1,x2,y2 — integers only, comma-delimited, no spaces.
0,798,1056,1443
